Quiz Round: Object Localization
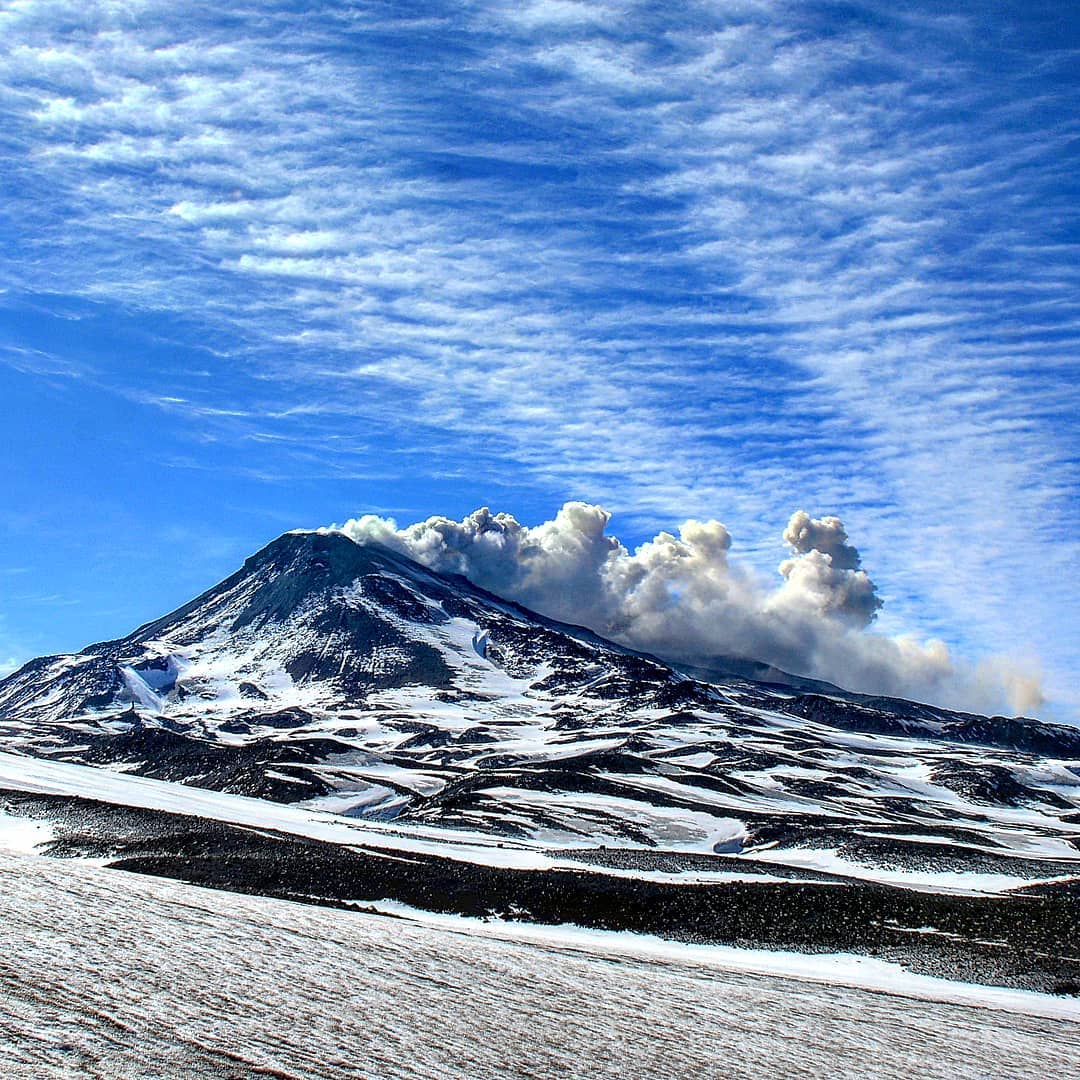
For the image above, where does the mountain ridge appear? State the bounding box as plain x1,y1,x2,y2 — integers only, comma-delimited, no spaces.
0,526,1076,825
7,528,1069,748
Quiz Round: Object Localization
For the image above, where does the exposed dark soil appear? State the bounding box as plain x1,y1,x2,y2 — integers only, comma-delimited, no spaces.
5,788,1079,997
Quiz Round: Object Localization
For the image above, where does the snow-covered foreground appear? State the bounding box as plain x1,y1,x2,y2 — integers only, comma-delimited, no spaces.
0,852,1075,1080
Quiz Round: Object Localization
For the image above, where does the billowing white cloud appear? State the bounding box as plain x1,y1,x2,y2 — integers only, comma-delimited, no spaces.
782,511,862,571
340,503,1042,716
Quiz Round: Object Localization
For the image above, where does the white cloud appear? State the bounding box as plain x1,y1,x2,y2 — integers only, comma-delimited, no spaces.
340,502,1042,716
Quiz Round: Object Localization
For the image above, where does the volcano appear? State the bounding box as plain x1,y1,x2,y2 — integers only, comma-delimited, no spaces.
1,529,1078,991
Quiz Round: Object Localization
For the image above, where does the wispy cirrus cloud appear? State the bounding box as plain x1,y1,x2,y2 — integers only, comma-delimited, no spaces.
0,1,1076,713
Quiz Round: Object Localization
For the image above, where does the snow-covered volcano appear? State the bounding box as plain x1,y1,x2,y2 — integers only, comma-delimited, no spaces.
1,528,1079,892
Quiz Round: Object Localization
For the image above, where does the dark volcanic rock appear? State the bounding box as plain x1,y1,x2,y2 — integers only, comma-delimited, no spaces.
6,790,1078,996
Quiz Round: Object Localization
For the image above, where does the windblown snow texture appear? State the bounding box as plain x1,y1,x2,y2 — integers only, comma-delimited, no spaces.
1,851,1075,1080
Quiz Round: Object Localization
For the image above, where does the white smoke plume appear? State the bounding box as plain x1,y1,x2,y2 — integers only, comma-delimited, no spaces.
339,503,1043,716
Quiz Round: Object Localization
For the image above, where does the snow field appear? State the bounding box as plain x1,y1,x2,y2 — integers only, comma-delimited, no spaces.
0,850,1076,1080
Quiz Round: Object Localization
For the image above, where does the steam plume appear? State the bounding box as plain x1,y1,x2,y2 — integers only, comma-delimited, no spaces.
339,503,1042,716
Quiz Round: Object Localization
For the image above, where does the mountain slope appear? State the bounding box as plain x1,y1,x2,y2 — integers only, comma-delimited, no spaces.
1,529,1078,896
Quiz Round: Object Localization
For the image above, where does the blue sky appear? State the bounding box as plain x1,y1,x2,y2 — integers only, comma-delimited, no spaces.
0,1,1077,717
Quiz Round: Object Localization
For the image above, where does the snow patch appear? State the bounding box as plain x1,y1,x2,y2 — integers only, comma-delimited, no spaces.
0,809,54,855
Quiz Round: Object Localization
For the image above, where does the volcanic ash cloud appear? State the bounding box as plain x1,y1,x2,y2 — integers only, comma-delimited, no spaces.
340,502,1043,716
